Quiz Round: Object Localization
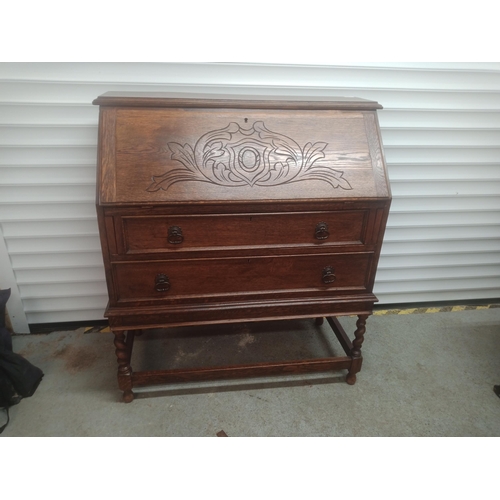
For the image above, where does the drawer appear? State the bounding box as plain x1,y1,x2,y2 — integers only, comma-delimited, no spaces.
112,252,373,303
119,210,368,254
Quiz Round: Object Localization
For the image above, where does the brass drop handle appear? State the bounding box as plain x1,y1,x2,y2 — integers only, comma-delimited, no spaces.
315,222,329,240
155,273,170,292
168,226,184,245
322,266,336,284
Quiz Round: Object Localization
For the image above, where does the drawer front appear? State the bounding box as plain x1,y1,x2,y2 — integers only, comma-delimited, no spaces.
120,210,368,254
112,253,372,302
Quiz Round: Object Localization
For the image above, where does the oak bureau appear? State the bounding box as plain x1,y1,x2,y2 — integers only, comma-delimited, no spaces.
93,92,391,402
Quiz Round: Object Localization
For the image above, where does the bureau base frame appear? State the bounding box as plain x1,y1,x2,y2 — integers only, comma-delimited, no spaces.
111,314,369,403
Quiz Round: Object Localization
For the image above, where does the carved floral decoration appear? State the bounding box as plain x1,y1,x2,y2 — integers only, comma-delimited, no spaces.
147,121,354,192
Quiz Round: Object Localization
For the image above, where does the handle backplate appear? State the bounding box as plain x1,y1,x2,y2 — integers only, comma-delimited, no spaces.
168,226,184,245
315,222,330,240
322,266,336,284
155,273,171,292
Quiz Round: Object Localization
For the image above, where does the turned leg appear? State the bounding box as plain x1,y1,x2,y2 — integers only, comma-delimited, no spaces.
346,314,368,385
315,317,324,326
113,330,134,403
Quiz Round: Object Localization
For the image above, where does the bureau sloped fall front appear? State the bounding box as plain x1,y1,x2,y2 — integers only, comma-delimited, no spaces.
93,92,391,402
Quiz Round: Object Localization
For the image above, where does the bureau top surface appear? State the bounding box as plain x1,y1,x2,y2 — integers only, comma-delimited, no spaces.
93,91,383,110
94,93,390,205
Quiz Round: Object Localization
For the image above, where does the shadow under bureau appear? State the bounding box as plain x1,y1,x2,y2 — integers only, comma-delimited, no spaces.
93,92,391,402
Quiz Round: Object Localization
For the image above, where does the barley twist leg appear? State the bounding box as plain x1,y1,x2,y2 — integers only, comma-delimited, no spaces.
113,330,134,403
346,314,368,385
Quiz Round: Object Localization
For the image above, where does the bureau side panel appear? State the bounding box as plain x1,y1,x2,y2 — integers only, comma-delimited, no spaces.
365,201,392,291
97,107,117,204
363,111,391,199
95,206,119,305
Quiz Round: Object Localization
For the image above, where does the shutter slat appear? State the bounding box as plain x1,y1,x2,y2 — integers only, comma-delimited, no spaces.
379,252,500,268
391,196,500,211
10,252,103,268
0,165,96,184
0,146,97,165
387,211,500,225
2,62,500,88
384,225,500,240
381,239,500,254
391,180,500,196
6,236,101,253
0,103,98,125
379,110,500,129
382,129,500,146
23,295,108,312
2,80,500,110
0,202,96,221
2,220,99,237
0,125,98,146
20,282,107,297
387,164,500,181
0,184,95,203
385,147,500,163
374,277,500,293
377,265,500,281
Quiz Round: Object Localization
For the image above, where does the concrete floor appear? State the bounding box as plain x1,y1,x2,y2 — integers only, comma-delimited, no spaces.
2,307,500,436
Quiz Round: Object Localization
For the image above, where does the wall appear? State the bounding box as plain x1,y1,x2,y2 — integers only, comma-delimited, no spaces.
1,62,499,332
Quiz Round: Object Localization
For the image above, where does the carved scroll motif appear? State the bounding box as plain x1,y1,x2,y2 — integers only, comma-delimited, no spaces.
147,121,356,192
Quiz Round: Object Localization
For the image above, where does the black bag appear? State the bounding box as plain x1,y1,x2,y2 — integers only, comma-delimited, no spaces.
0,348,44,434
0,363,21,433
0,289,44,434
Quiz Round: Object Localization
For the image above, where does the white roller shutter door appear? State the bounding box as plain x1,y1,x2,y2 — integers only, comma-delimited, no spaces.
0,62,499,331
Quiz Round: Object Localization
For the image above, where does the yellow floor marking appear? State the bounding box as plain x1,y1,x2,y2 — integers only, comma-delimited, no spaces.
398,308,417,315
